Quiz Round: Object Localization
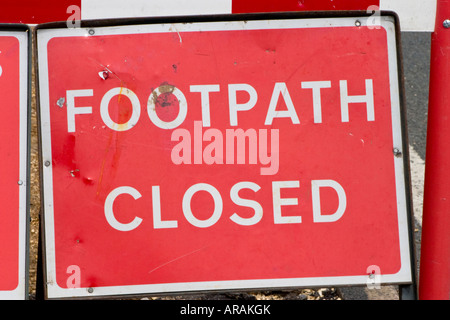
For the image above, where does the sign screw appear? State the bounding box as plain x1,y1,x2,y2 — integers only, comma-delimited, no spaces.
88,29,95,35
393,148,402,157
44,160,51,167
444,19,450,29
17,180,23,185
87,287,94,293
355,20,361,27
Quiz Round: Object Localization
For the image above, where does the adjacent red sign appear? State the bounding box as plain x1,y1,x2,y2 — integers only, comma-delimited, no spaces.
0,0,80,24
0,28,29,300
38,15,413,298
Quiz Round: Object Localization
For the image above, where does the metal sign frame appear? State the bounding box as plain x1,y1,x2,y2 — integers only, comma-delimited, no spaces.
35,11,416,299
0,23,31,300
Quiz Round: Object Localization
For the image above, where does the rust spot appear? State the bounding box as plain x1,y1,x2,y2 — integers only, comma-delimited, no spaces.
159,82,176,94
151,82,176,107
157,92,178,108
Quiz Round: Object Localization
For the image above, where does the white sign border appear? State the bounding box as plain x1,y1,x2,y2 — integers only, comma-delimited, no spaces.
37,15,413,299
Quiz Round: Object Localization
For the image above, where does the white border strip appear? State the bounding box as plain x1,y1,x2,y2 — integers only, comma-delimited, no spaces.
0,30,29,300
38,16,412,299
384,15,413,287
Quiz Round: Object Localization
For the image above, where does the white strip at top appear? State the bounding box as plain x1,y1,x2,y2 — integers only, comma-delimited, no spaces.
81,0,232,19
380,0,437,32
81,0,437,32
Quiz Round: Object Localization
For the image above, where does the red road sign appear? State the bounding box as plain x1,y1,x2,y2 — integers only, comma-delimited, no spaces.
37,13,413,299
0,26,30,300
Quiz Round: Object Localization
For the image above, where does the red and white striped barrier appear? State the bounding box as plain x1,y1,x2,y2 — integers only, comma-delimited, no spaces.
0,0,438,31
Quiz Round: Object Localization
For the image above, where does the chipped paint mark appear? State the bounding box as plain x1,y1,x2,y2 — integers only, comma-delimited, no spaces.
169,24,183,44
97,64,124,83
98,70,109,80
57,97,65,108
70,169,80,177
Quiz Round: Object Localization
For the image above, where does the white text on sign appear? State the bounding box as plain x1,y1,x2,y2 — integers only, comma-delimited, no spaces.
66,79,375,132
63,79,375,231
104,180,347,231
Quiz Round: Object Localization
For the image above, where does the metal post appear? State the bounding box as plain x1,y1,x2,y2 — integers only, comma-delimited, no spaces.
419,0,450,300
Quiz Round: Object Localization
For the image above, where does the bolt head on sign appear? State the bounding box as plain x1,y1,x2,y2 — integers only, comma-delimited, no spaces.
37,14,413,298
0,27,29,300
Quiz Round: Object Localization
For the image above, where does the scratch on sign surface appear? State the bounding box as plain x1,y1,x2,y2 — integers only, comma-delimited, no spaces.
148,246,208,275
